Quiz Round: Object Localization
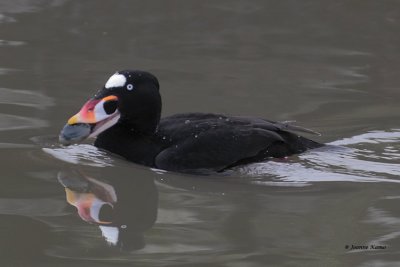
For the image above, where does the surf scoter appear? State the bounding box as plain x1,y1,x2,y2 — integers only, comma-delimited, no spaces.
59,70,322,173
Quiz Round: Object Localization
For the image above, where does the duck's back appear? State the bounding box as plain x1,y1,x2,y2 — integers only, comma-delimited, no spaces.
155,113,322,173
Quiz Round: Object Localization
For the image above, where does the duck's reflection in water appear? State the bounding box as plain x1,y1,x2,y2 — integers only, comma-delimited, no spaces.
57,169,158,251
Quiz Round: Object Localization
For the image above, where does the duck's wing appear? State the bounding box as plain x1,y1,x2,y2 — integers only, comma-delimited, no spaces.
267,120,321,136
160,113,321,136
155,126,287,173
156,113,322,173
232,116,321,136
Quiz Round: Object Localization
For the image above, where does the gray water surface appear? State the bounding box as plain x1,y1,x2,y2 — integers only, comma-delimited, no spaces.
1,1,400,266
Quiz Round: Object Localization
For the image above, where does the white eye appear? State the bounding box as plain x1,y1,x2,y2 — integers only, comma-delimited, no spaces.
127,84,134,91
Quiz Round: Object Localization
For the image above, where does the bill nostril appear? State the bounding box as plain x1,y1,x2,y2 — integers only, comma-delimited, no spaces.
103,100,118,115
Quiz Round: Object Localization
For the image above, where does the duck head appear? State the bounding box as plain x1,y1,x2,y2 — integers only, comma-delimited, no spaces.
59,70,161,144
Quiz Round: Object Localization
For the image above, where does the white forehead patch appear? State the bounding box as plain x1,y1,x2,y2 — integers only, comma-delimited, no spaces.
105,73,126,89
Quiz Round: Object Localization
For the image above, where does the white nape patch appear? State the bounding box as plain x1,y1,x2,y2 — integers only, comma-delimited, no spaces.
105,73,126,89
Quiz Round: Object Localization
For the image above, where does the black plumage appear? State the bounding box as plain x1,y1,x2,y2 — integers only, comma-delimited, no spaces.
89,70,322,173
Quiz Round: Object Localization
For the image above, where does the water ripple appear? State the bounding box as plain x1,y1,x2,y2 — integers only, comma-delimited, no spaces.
0,39,24,46
238,129,400,185
43,144,114,167
0,87,54,109
0,113,47,131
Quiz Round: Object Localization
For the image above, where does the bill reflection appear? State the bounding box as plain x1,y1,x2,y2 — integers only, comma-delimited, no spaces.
57,169,158,250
